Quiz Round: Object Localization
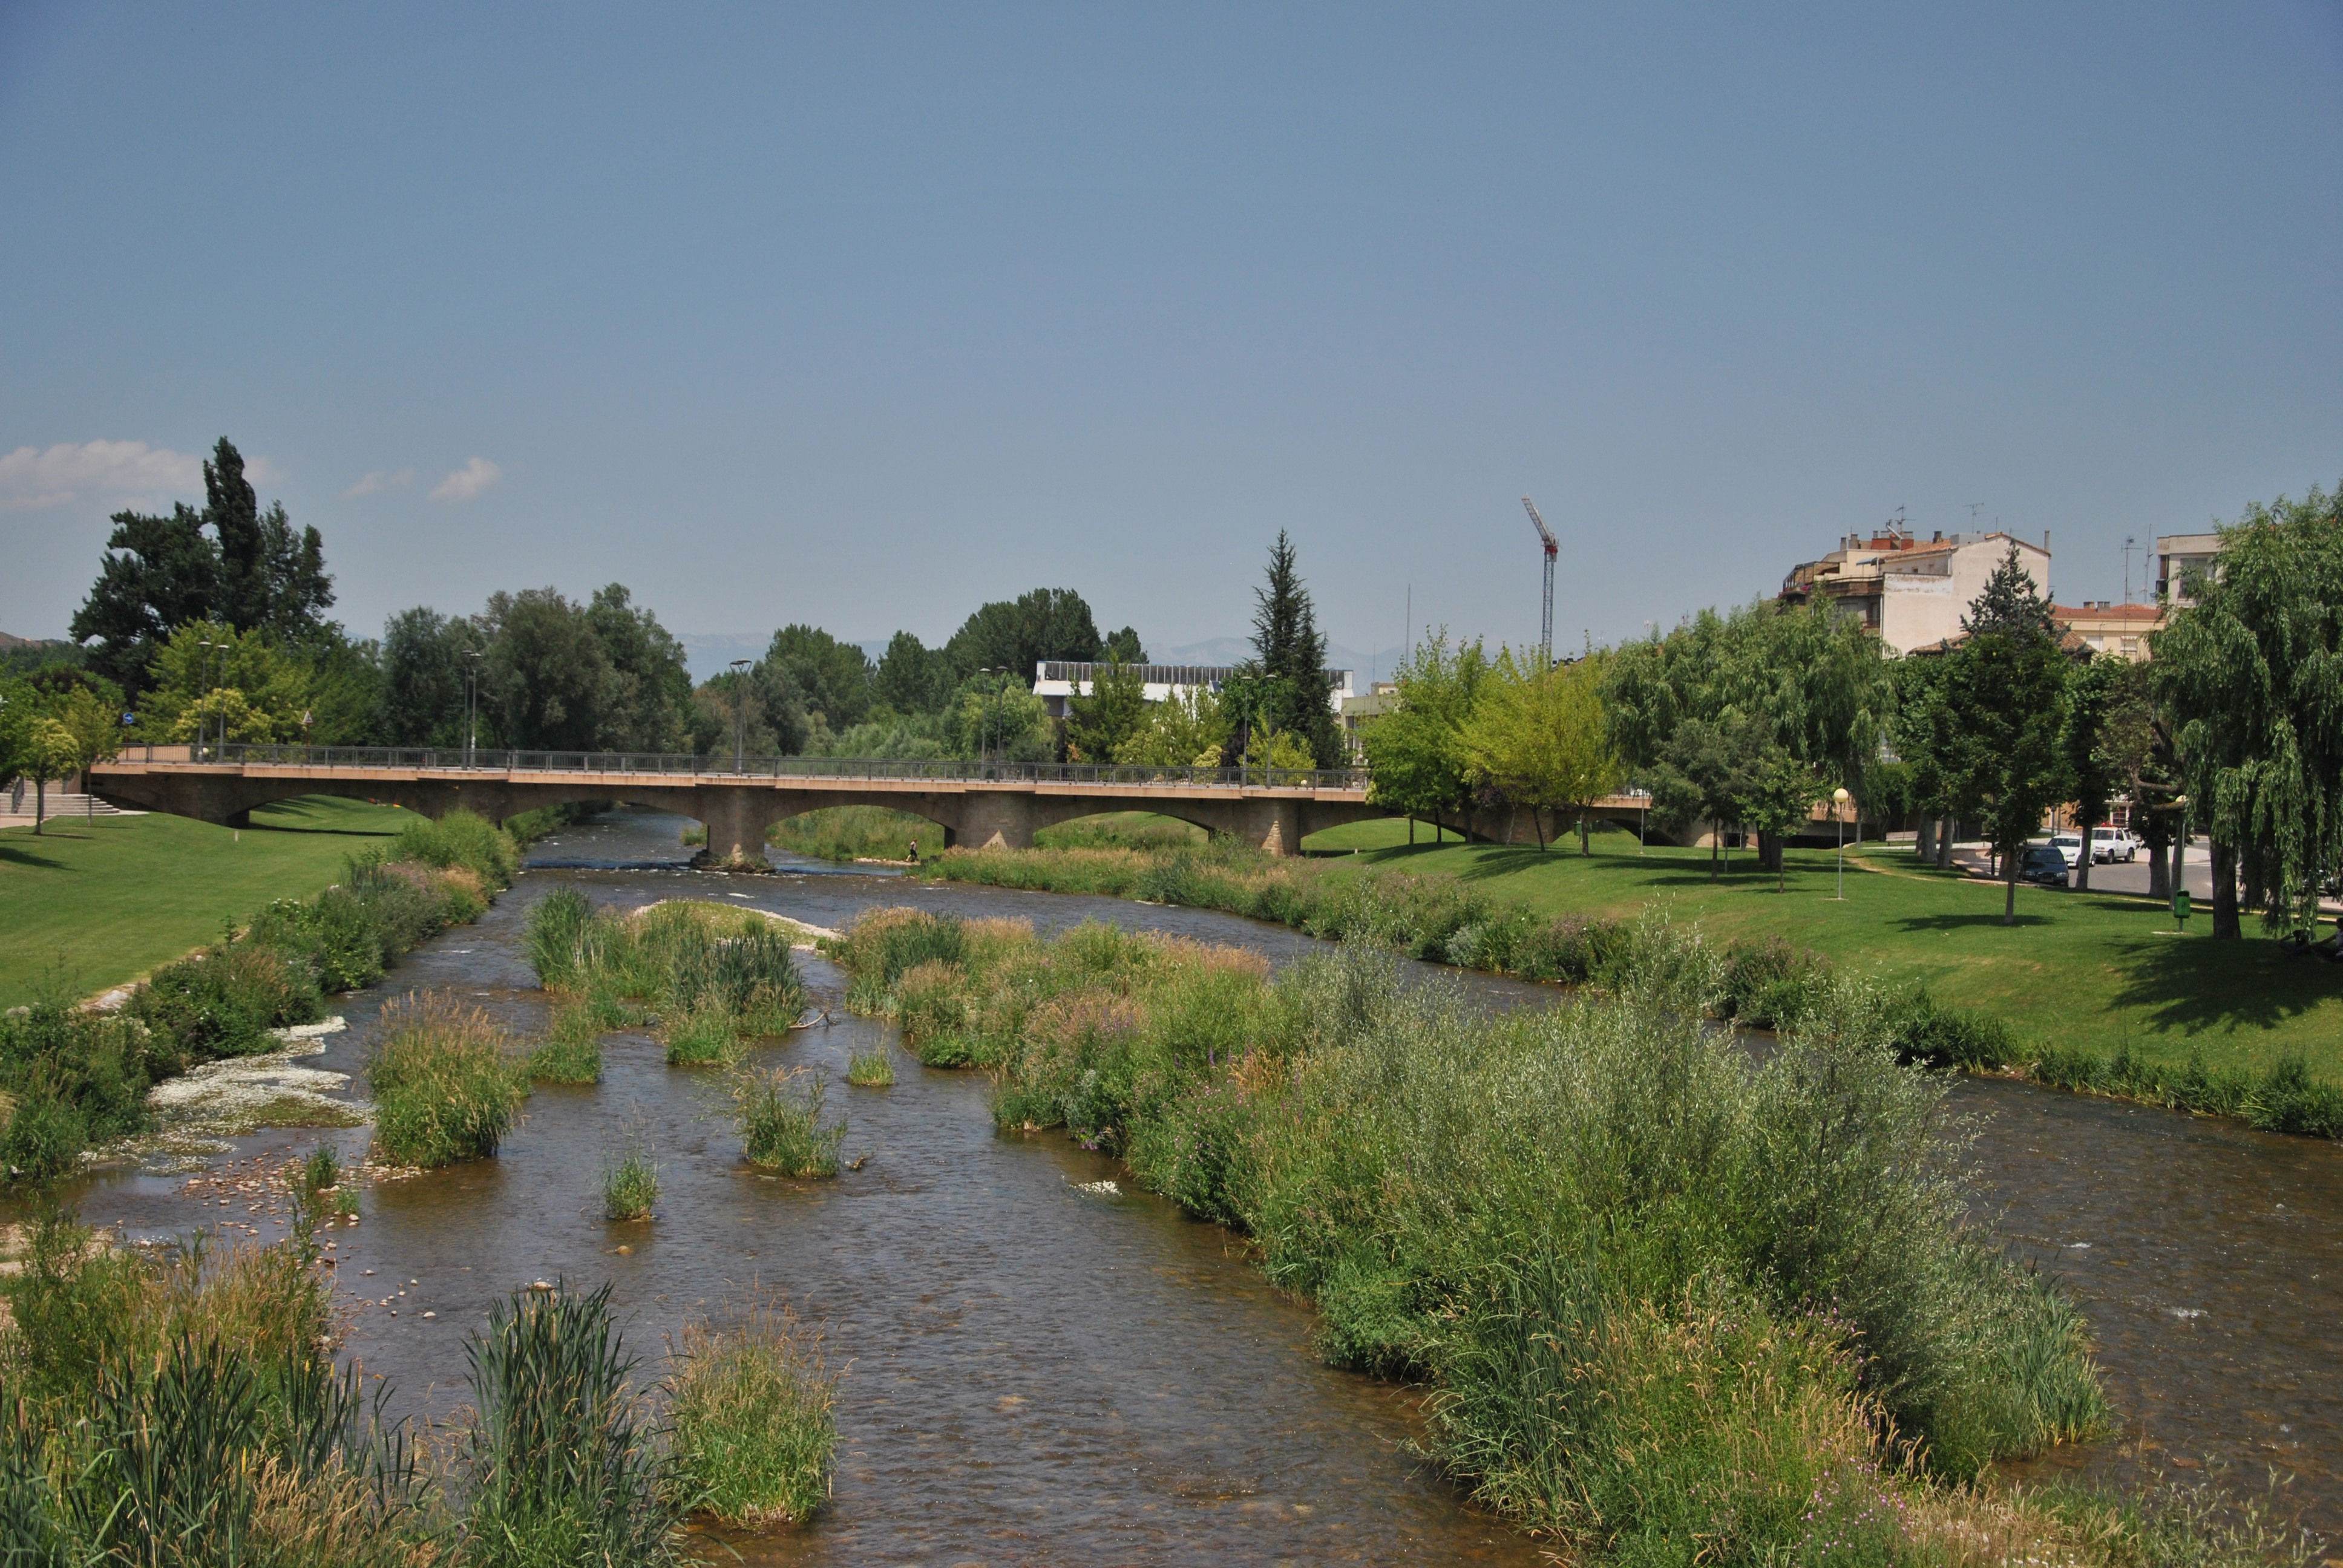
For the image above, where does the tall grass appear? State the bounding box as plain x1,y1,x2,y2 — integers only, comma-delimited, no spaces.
845,1047,895,1087
1032,812,1207,851
601,1129,658,1221
366,993,530,1168
2032,1043,2343,1137
459,1281,680,1568
667,1297,836,1526
0,1205,430,1568
768,805,935,863
522,897,806,1066
528,996,607,1084
834,909,2114,1560
729,1065,845,1177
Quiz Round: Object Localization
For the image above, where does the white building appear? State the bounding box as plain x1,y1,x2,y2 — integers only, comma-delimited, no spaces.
2155,532,2221,606
1031,661,1354,720
1781,529,2053,655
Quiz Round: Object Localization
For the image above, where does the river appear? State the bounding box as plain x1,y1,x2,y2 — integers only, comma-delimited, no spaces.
50,807,2343,1555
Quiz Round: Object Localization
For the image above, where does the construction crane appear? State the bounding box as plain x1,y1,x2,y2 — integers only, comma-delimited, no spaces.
1521,496,1558,665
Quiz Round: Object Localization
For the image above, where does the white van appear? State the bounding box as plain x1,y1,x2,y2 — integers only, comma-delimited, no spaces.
2089,826,2140,864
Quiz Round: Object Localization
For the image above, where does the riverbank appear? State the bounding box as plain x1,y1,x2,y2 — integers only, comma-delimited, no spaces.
911,834,2343,1132
0,802,411,1007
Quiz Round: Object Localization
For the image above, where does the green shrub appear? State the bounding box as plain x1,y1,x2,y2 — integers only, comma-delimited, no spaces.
1884,988,2016,1070
134,940,323,1063
601,1138,658,1221
460,1282,680,1568
827,907,968,993
528,999,606,1084
667,1299,836,1526
366,995,529,1167
660,1005,741,1068
382,809,520,889
730,1066,844,1177
1718,936,1835,1028
0,999,154,1177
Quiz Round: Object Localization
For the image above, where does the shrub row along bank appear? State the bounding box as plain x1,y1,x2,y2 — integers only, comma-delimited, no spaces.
0,1203,836,1561
913,844,2340,1137
828,907,2112,1564
0,810,521,1180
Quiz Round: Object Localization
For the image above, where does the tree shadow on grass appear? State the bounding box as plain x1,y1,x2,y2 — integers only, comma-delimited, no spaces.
1891,912,2057,932
0,839,80,869
2104,933,2339,1039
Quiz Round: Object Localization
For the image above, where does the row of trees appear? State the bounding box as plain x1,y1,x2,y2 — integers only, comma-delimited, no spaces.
46,438,1352,769
1360,480,2341,939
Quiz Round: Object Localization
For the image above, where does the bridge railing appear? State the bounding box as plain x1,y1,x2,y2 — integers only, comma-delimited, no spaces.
103,742,1369,793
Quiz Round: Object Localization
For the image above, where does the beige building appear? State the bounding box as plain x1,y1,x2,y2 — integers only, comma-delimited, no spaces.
1781,529,2053,655
2051,601,2165,662
2155,532,2221,606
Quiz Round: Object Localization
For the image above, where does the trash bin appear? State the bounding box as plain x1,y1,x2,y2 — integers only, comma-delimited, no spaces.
2173,889,2191,926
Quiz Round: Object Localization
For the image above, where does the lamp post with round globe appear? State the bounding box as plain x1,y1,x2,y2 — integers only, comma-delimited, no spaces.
1832,786,1852,900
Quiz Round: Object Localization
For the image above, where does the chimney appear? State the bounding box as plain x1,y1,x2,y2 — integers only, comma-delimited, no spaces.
1932,529,1942,543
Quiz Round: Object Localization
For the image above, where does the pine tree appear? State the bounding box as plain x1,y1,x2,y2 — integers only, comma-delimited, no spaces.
1247,532,1343,768
1961,544,2059,641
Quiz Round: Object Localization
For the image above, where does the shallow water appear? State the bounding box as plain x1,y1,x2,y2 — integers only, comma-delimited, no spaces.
48,807,2343,1550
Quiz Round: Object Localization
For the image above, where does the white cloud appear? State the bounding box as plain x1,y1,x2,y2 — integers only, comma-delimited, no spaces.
428,457,502,504
0,440,203,512
345,468,415,497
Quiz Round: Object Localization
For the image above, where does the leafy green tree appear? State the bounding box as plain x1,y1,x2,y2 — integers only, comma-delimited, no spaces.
136,622,315,743
20,717,80,833
762,625,874,733
1360,631,1489,843
2097,658,2181,898
1736,746,1825,892
585,586,693,751
1115,684,1228,767
478,589,614,751
1644,713,1766,878
1066,658,1147,763
1890,654,1959,867
2152,483,2343,938
873,631,955,716
948,671,1052,763
1103,626,1147,663
2060,655,2123,891
687,669,784,760
1937,547,2076,925
378,607,477,746
1245,532,1345,768
944,589,1103,684
70,439,333,696
1459,649,1621,852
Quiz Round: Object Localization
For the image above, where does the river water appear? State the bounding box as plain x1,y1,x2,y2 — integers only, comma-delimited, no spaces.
50,808,2343,1555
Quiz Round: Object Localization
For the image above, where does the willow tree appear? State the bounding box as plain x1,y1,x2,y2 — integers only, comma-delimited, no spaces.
2153,485,2343,940
1460,649,1620,852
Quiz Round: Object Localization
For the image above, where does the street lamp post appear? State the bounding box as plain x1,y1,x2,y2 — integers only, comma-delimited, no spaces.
463,650,482,768
2172,794,2191,924
1832,786,1852,900
197,637,217,760
730,659,753,773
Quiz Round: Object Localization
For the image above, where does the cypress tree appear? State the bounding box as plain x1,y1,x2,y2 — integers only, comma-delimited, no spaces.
1247,532,1343,768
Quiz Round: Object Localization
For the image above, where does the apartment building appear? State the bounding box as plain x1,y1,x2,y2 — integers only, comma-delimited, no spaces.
1780,529,2051,655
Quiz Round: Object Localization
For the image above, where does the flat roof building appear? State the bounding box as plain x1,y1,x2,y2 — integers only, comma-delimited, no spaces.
1031,661,1354,720
2155,532,2222,607
2051,601,2165,662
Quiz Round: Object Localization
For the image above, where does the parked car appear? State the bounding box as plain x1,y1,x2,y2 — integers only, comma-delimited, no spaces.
2049,831,2086,867
2019,843,2072,887
2089,826,2141,863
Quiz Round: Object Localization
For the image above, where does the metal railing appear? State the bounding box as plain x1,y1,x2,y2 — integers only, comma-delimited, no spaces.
103,742,1369,793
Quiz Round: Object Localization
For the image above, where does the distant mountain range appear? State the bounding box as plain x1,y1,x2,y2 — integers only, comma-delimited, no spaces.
680,632,1407,685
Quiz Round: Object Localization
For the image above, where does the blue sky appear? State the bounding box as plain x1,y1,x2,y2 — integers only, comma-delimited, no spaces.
3,3,2338,673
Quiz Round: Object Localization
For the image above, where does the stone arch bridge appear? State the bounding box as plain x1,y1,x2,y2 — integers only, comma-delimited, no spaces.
87,745,1668,861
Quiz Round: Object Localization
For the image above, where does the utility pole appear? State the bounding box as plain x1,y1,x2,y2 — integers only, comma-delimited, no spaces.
1521,497,1558,666
2123,535,2137,605
730,659,753,772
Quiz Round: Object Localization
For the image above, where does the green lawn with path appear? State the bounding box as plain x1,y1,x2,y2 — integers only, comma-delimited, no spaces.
0,798,418,1008
1300,817,2342,1080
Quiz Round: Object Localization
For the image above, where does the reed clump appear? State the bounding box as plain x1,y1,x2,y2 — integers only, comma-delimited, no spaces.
834,908,2116,1561
522,896,806,1065
667,1297,836,1526
528,995,608,1083
366,993,530,1168
845,1047,895,1087
601,1134,659,1221
0,1204,432,1568
729,1065,844,1177
459,1281,681,1568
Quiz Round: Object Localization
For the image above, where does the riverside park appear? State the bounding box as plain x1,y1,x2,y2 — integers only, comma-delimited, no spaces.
4,10,2341,1566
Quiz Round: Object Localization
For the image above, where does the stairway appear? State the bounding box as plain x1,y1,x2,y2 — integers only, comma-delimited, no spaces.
1,792,145,820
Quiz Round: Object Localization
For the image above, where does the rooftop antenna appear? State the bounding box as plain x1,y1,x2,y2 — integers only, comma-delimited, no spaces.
1964,501,1986,531
2123,535,2137,605
1521,497,1558,665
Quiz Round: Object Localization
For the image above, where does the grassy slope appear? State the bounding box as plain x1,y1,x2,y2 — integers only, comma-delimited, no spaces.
0,799,411,1007
1301,818,2342,1078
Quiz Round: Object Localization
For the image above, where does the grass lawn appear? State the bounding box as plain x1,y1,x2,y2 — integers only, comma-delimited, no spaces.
1302,818,2343,1079
0,798,412,1008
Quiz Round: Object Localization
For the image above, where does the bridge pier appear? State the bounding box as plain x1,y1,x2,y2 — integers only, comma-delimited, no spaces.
693,787,781,869
952,791,1040,850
